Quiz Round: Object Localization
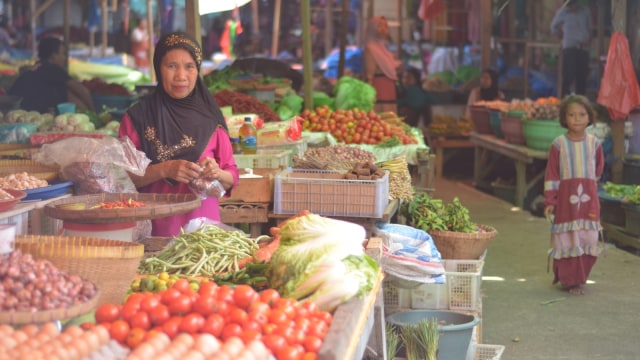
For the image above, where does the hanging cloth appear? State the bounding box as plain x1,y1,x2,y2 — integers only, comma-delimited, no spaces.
418,0,445,21
597,31,640,121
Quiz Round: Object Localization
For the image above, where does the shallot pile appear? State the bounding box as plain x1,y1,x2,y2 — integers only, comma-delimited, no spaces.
0,250,98,312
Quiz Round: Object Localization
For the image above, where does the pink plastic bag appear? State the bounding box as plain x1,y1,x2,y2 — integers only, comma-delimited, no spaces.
597,31,640,121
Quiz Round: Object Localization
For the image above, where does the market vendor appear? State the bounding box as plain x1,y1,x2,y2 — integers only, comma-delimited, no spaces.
8,36,95,113
119,31,239,237
464,68,505,119
363,16,402,112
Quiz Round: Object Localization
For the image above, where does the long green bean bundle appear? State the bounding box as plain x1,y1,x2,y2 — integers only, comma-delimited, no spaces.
139,225,270,276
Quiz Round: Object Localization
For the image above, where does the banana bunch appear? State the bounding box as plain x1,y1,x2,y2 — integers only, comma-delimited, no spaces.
376,157,414,202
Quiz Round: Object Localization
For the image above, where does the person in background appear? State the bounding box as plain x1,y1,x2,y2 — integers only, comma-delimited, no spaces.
397,66,432,128
119,31,239,237
0,19,15,55
543,95,604,296
9,36,95,113
363,16,402,112
131,18,150,75
550,0,592,97
465,68,505,119
220,7,243,59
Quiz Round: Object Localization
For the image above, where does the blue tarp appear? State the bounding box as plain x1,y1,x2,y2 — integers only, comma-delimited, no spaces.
322,46,363,79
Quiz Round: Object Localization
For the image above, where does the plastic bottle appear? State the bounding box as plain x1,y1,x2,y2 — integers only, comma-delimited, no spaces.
230,136,242,154
239,116,257,154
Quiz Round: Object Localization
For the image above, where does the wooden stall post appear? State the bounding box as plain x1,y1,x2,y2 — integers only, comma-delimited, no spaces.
271,0,282,58
611,0,627,184
302,0,313,110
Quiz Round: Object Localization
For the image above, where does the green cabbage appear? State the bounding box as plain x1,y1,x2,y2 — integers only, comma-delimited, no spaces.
333,76,375,111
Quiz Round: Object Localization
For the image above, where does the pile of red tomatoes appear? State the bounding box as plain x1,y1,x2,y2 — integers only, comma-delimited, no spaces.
299,106,417,145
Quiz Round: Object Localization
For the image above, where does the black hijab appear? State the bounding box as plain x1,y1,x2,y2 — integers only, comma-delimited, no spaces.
479,69,500,101
127,31,227,164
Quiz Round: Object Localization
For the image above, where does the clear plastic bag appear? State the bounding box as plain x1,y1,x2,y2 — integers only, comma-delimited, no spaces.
188,177,226,199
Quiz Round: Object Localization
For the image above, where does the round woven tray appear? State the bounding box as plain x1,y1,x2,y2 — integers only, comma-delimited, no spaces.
429,224,497,260
0,290,100,325
15,235,144,306
43,192,201,223
0,159,60,181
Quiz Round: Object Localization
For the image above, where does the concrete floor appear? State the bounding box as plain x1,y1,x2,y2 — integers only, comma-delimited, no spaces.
430,176,640,360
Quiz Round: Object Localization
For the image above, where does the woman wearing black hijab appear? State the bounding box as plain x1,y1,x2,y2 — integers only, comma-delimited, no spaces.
465,68,505,119
119,31,239,237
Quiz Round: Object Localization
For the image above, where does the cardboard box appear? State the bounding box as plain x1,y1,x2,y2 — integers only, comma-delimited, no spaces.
222,168,276,203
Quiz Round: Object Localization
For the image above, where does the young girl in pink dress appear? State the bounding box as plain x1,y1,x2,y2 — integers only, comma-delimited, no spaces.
543,95,604,295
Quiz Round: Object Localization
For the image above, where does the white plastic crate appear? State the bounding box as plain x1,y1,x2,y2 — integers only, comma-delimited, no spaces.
0,206,29,235
469,344,505,360
445,259,484,311
258,139,307,158
274,168,389,218
383,259,484,312
234,149,292,169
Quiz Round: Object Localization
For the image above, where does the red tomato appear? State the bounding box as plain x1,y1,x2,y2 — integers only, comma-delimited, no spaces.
95,304,121,323
276,345,304,360
232,285,258,309
169,294,193,316
179,313,205,334
109,320,131,344
248,310,269,327
161,288,182,305
307,319,329,339
268,309,289,326
120,302,141,322
192,295,215,317
302,352,318,360
161,316,183,339
261,334,287,354
238,329,261,344
130,311,151,330
216,285,234,303
242,320,262,333
198,281,218,297
126,327,146,348
201,313,224,337
149,304,171,326
300,301,318,315
314,311,333,326
221,323,243,341
140,296,161,312
171,278,192,294
259,288,281,306
227,307,248,325
303,335,323,353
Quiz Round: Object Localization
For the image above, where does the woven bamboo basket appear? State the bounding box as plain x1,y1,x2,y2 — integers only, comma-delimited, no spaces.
0,290,100,325
15,235,145,306
429,224,497,259
43,192,201,224
0,159,60,181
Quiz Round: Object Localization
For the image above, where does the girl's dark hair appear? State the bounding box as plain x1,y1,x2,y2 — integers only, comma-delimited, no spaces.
479,68,500,101
558,94,595,128
38,36,64,61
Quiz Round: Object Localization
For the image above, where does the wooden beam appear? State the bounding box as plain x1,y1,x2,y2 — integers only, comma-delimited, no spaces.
148,0,156,82
271,0,282,58
302,0,313,110
101,0,108,57
251,0,259,35
337,0,348,78
610,0,627,184
32,0,55,20
480,0,492,69
324,0,333,57
186,0,201,45
396,0,402,59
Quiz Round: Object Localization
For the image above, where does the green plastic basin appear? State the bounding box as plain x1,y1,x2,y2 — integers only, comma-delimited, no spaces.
522,119,566,151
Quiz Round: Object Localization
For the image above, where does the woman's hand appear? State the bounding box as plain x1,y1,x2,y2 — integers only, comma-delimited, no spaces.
199,157,221,179
166,159,203,183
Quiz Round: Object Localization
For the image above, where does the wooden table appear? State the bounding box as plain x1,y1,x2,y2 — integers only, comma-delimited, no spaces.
219,202,269,237
268,199,399,237
469,132,548,208
429,136,474,178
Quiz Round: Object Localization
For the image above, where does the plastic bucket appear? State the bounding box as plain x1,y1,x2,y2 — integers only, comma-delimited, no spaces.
57,102,76,114
63,221,135,242
387,310,480,360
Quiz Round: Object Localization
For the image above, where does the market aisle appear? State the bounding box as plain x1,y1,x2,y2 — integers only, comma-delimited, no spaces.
430,177,640,360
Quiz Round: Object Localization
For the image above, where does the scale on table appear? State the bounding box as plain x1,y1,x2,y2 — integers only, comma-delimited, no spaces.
43,193,202,242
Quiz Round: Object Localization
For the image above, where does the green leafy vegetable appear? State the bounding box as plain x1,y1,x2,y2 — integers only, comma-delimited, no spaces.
333,76,375,111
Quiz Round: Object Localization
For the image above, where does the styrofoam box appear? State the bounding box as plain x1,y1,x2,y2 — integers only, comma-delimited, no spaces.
468,344,505,360
234,149,292,169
